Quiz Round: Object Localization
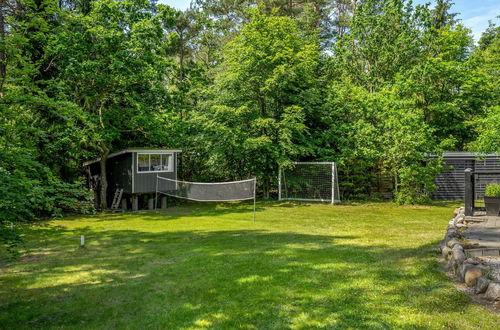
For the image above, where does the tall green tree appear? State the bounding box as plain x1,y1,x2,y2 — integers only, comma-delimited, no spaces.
58,0,174,208
469,22,500,153
322,0,476,201
199,7,320,195
431,0,457,29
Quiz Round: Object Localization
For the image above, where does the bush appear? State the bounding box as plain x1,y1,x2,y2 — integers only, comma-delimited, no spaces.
485,184,500,198
0,223,22,261
46,182,95,218
394,159,443,205
0,149,94,259
0,152,95,222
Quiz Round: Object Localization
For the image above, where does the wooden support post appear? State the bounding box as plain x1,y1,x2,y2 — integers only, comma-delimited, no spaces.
161,196,167,209
464,168,474,216
132,195,139,211
121,198,127,210
148,196,154,210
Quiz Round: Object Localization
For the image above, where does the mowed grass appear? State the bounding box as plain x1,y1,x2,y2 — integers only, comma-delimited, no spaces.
1,202,499,329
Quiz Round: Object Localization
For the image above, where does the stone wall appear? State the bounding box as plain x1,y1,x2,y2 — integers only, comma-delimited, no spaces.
440,207,500,305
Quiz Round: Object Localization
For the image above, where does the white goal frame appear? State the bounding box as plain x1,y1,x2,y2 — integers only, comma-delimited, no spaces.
278,162,340,204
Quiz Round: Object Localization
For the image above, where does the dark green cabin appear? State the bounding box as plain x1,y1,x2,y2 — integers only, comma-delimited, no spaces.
84,148,181,207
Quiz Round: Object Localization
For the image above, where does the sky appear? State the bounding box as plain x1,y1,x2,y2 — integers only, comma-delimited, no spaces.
159,0,500,42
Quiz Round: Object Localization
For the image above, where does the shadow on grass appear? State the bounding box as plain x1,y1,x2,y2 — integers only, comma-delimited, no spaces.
79,200,266,222
0,218,479,328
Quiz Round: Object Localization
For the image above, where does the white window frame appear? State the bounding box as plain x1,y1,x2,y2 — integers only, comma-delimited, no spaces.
136,152,174,173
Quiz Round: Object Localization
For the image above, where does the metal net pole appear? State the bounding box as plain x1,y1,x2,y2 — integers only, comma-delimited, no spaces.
278,168,282,201
253,178,256,222
155,175,159,210
331,163,334,204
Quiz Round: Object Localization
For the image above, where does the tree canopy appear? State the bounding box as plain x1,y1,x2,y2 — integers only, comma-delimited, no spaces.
1,0,499,235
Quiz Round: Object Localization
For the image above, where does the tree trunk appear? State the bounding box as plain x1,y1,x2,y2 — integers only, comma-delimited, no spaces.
99,143,110,210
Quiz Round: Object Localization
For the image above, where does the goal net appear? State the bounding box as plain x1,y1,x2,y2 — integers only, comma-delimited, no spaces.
279,162,340,204
156,176,257,220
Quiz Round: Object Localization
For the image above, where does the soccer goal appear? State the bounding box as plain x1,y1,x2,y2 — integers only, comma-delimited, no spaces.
279,162,340,204
155,176,257,221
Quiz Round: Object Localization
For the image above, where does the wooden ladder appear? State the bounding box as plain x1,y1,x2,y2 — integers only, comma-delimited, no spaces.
111,188,124,210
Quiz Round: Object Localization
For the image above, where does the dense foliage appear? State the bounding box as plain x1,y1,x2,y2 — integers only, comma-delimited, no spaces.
485,184,500,198
1,0,499,228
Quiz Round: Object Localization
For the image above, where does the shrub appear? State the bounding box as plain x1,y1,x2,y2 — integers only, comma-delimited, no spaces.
0,154,94,222
485,184,500,198
0,149,94,260
394,159,443,205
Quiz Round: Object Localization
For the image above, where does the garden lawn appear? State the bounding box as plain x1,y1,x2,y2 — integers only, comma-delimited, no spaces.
1,201,499,329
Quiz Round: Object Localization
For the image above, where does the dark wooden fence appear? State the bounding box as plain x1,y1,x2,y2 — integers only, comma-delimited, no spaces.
465,169,500,216
432,153,500,201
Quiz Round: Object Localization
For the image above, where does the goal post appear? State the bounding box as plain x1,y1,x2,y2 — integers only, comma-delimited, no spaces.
156,176,257,221
279,162,340,204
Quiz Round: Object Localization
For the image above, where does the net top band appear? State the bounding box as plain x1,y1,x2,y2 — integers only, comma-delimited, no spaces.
157,176,256,185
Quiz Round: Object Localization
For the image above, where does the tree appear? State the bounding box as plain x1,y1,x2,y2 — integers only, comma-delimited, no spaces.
199,7,319,195
396,23,476,149
431,0,457,29
331,0,359,39
332,0,430,91
0,1,94,258
58,0,173,209
322,0,475,201
193,0,335,49
471,106,500,154
469,21,500,153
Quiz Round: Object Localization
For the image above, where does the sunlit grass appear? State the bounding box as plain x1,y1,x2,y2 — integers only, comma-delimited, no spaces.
1,201,499,329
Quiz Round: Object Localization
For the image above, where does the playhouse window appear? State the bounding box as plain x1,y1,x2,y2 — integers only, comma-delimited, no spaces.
138,154,149,171
137,153,173,173
161,154,172,171
150,154,161,171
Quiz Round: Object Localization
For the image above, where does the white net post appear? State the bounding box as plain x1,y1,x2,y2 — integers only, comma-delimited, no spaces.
332,163,340,204
278,168,282,201
155,174,159,210
331,163,334,205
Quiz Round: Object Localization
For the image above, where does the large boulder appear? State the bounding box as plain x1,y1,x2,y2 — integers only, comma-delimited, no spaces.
447,238,462,249
484,282,500,301
452,207,464,219
475,276,490,294
452,245,465,264
460,263,476,281
465,268,484,287
441,246,451,260
445,228,456,238
464,258,479,265
439,239,447,252
451,258,463,275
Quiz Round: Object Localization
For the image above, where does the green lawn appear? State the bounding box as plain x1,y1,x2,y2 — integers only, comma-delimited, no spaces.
1,201,499,329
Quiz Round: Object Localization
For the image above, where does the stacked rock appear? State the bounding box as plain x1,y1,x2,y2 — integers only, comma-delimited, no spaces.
439,207,500,302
